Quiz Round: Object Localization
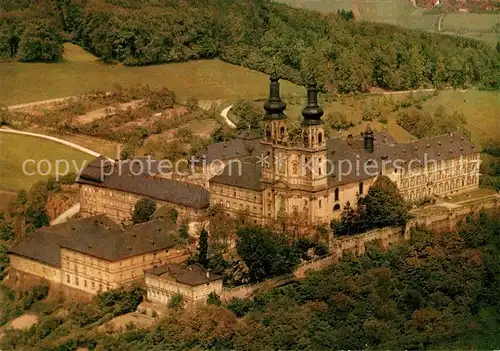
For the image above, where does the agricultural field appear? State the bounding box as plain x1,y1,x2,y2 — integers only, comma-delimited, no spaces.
441,13,499,33
278,0,499,46
0,132,95,190
278,0,353,12
0,44,303,106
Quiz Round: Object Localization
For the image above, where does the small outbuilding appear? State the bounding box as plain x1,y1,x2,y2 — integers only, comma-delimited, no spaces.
145,264,223,305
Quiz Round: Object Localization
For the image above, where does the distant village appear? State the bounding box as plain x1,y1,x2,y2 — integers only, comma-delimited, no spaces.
417,0,500,12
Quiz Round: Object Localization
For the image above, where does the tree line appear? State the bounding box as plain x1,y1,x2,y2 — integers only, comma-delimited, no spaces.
2,212,499,349
1,0,499,92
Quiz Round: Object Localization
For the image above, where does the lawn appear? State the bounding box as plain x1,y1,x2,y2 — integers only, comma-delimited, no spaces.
0,44,303,106
417,90,500,145
26,127,120,159
441,13,499,33
0,132,95,190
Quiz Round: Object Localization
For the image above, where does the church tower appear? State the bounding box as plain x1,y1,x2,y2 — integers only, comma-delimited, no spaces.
260,76,329,225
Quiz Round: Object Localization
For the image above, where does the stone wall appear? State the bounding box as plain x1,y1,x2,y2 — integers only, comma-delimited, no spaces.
407,194,500,232
8,255,61,285
220,274,295,302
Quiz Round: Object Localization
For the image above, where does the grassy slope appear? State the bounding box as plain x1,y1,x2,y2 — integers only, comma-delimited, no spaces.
277,0,498,45
0,44,303,106
418,90,500,143
0,133,94,190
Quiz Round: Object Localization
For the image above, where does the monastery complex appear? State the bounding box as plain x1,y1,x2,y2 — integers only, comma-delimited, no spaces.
7,75,482,303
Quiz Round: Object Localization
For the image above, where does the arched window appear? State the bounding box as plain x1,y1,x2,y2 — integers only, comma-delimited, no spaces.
280,126,285,138
334,188,339,202
359,182,364,195
266,128,271,139
333,203,341,211
318,133,323,144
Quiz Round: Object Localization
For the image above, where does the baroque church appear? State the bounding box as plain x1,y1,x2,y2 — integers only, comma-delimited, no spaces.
76,75,481,227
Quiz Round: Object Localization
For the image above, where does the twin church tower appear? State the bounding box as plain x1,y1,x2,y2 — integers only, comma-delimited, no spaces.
260,75,330,223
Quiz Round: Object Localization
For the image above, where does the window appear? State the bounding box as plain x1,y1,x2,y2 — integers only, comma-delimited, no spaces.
333,204,341,211
280,126,285,138
66,274,70,283
84,280,87,288
359,182,364,195
319,199,322,209
92,282,95,289
334,188,339,202
318,133,323,144
75,277,79,286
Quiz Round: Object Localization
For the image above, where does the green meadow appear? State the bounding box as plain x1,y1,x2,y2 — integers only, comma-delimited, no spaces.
0,132,94,190
0,44,303,106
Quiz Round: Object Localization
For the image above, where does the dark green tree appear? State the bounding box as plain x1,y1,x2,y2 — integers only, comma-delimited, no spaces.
233,100,262,132
236,225,299,282
198,228,209,267
358,175,409,228
131,198,156,224
337,9,354,21
18,20,63,62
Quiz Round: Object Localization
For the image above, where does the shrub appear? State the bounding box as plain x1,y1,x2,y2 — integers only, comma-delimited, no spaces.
227,298,252,317
206,292,221,306
132,198,156,224
168,294,184,309
236,226,300,282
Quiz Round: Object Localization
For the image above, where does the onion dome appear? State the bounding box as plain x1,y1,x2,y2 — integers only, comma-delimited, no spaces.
263,74,287,120
301,78,324,125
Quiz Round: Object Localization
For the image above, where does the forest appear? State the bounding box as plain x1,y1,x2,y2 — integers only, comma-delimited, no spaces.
0,0,499,92
1,212,499,350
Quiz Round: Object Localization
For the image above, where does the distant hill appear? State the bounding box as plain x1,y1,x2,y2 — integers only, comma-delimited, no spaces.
0,0,498,93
